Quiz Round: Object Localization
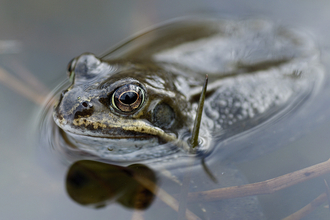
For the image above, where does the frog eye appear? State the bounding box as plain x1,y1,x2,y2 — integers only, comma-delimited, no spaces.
67,58,77,82
111,84,145,113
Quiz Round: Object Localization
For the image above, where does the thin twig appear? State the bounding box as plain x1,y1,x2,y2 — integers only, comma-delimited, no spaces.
324,179,330,212
131,210,145,220
0,66,45,105
188,158,330,202
7,59,50,95
190,75,208,149
282,192,327,220
133,174,201,220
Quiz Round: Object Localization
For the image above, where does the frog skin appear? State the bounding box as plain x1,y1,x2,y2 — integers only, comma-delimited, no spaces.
53,18,323,161
54,56,195,158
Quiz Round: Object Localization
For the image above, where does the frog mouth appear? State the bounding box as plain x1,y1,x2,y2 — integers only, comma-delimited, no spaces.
54,115,191,154
59,127,185,159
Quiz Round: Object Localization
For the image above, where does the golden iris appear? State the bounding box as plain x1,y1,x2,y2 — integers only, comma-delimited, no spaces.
111,84,144,112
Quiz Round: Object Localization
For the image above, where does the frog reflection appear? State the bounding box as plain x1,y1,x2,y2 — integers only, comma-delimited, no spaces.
66,160,156,209
53,18,323,161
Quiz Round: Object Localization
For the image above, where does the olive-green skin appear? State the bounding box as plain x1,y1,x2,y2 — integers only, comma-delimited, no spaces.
54,56,193,141
53,18,322,160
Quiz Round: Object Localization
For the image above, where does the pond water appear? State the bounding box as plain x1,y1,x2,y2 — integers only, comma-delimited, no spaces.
1,1,330,220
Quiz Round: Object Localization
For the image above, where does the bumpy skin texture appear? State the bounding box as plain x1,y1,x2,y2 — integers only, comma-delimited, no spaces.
54,18,322,160
54,56,191,138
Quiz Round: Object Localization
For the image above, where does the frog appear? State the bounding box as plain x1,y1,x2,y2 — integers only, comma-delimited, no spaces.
53,17,323,162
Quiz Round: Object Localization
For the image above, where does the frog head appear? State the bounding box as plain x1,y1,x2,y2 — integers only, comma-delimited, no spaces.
53,53,194,156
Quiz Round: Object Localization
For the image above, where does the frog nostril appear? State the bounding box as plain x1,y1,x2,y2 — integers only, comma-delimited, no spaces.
82,102,88,108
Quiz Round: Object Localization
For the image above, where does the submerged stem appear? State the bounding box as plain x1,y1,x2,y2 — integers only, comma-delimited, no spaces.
190,75,208,149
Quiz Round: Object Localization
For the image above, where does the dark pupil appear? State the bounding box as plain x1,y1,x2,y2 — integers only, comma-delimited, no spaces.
120,92,138,105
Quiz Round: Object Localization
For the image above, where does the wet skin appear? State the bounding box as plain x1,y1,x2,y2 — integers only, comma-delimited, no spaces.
53,18,322,161
54,55,193,142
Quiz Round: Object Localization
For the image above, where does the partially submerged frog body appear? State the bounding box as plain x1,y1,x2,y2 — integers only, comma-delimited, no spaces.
54,18,323,161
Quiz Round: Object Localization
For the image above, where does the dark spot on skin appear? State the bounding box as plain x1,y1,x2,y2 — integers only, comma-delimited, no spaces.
134,145,142,150
56,113,63,121
99,97,109,107
141,128,145,132
74,108,94,119
86,124,96,130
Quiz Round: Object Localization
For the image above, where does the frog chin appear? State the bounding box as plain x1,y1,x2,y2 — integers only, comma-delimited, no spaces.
61,130,181,161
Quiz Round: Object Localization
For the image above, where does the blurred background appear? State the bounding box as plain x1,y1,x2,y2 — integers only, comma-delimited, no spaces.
1,0,330,85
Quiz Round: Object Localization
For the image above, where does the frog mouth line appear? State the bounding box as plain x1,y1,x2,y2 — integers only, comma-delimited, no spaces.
59,127,185,157
61,128,162,141
55,112,189,139
57,122,191,154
